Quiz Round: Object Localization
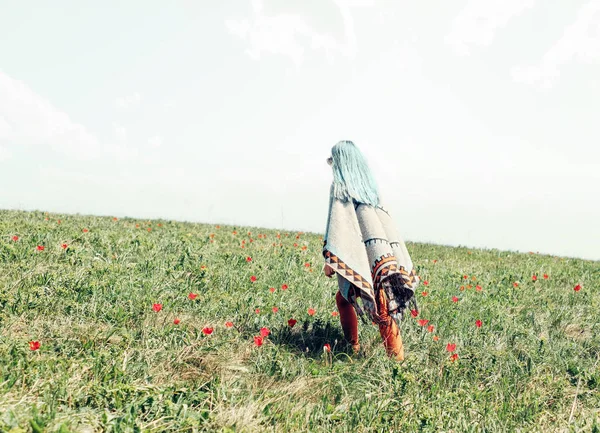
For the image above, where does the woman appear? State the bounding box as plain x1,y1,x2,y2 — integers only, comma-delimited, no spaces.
323,141,419,361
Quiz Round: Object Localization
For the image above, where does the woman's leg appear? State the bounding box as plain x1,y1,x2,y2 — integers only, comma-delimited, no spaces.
335,290,359,352
376,290,404,361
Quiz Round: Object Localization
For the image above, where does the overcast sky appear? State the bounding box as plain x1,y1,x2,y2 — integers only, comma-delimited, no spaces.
1,0,599,260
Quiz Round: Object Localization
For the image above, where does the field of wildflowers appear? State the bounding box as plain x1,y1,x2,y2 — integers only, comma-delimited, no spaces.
0,209,598,432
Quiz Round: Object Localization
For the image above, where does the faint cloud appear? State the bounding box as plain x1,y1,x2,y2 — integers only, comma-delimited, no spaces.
115,92,142,110
445,0,536,56
113,123,128,145
225,0,370,65
511,0,600,89
148,135,162,148
0,69,101,160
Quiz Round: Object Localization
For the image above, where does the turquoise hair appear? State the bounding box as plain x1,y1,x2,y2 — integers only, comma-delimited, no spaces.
330,141,380,207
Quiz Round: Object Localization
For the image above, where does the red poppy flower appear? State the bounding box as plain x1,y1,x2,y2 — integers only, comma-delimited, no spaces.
246,256,252,262
302,246,307,251
250,276,257,282
423,280,429,286
294,243,299,248
61,244,68,249
410,309,419,317
225,321,234,328
543,274,549,280
113,217,118,221
269,287,276,293
173,318,181,325
135,224,140,228
255,308,260,314
532,275,538,282
241,240,246,245
233,231,237,235
36,245,45,251
281,284,288,290
574,284,582,292
475,320,482,328
323,343,331,352
433,335,439,341
422,291,428,297
57,220,61,224
452,296,459,303
158,223,162,227
200,265,206,270
12,235,19,242
82,228,89,233
29,341,41,351
152,303,162,313
304,263,310,268
288,318,297,328
307,308,316,316
418,319,429,327
513,282,519,288
463,275,468,280
475,285,482,292
433,260,438,264
446,343,456,353
331,311,339,317
450,353,459,362
254,336,264,347
260,327,271,337
277,234,281,239
147,228,152,232
272,307,279,313
188,293,198,300
202,327,214,335
427,325,435,333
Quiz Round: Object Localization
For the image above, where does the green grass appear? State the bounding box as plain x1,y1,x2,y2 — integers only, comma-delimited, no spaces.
1,209,599,433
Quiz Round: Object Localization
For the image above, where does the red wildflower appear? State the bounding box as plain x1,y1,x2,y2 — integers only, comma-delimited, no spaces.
452,296,459,303
202,327,214,335
332,311,339,317
260,327,270,337
188,293,198,300
410,309,419,318
460,285,465,291
288,318,297,327
246,256,252,262
418,319,429,327
233,231,237,235
135,224,140,228
324,343,331,352
475,320,482,328
173,318,181,325
57,220,61,224
513,282,519,288
294,243,299,248
433,260,438,264
225,321,234,328
307,308,316,316
216,225,220,229
281,284,288,290
255,308,260,314
463,275,468,280
29,341,41,351
543,274,549,280
423,280,429,286
302,245,307,251
574,284,582,292
36,245,45,251
113,217,118,221
250,276,257,283
446,343,456,353
61,244,68,249
269,287,276,293
433,335,439,341
450,353,459,362
152,303,162,313
304,263,311,268
200,265,206,270
532,275,538,282
476,285,482,292
422,291,428,297
147,228,152,232
12,235,19,241
272,307,279,313
82,228,89,233
427,325,435,333
254,336,264,347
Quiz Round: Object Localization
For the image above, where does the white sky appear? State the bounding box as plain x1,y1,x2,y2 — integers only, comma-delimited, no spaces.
1,0,599,260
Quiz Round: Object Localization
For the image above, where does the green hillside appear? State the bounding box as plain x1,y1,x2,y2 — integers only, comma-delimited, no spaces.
0,209,598,432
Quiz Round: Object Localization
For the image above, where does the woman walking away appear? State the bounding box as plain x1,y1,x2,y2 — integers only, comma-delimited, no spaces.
323,141,419,361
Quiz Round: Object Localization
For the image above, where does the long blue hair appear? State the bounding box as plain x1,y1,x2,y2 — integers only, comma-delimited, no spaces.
330,140,380,207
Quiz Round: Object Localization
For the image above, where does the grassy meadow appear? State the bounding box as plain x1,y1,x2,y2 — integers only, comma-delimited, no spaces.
0,209,599,432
